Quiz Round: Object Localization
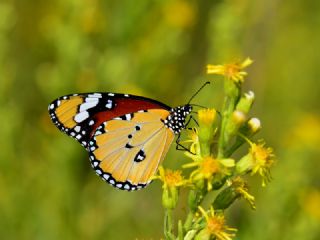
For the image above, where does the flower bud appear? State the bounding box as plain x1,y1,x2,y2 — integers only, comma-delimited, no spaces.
198,108,217,127
235,153,253,175
211,176,228,190
194,229,210,240
236,91,255,114
212,186,240,210
198,109,217,156
225,110,246,138
188,189,203,212
238,117,261,139
162,187,179,209
248,117,261,134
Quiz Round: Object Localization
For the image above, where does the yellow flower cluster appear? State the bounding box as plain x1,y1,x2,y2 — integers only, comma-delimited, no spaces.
152,58,274,240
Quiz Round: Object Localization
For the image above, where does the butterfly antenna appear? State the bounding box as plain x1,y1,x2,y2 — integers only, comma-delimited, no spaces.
187,81,210,104
190,103,207,109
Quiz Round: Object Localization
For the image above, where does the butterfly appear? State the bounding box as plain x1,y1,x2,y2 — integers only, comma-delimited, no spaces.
48,83,209,191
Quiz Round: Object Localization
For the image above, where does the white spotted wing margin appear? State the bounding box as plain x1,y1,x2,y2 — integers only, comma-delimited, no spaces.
48,93,115,147
87,109,175,191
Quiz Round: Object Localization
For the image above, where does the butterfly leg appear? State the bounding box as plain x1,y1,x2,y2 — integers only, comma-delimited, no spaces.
175,133,196,155
184,114,199,129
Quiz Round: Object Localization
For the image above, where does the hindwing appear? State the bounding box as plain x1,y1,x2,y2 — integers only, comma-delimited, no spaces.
88,110,175,191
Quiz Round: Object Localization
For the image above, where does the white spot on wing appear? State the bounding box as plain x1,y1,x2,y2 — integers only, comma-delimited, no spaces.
88,93,102,98
74,126,81,132
125,114,132,120
106,99,113,109
89,120,94,126
95,131,102,136
80,99,98,112
74,111,89,123
108,93,115,96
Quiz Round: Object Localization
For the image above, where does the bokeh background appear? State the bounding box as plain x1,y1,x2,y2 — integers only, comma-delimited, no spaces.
0,0,319,239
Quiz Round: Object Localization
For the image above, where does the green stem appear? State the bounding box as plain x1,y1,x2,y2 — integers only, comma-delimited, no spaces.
164,209,175,240
184,212,194,232
217,79,240,158
217,96,231,158
178,220,183,240
225,138,245,157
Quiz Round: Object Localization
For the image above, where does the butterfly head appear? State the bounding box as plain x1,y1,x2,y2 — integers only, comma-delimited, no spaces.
164,104,192,134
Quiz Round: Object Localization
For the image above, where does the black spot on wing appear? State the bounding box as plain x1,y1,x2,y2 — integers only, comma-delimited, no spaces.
125,143,134,149
134,149,146,162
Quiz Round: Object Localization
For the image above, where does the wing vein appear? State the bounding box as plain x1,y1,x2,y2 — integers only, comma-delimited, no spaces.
138,128,168,182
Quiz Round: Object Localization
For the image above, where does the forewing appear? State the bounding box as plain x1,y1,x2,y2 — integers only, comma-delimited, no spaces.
88,109,175,191
48,92,171,148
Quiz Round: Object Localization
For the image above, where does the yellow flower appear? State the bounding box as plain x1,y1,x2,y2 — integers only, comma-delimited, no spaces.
237,140,275,186
230,177,256,209
153,166,188,209
207,58,253,83
153,166,187,189
250,142,275,186
198,206,237,240
184,156,235,191
182,128,200,156
197,108,218,157
198,108,217,126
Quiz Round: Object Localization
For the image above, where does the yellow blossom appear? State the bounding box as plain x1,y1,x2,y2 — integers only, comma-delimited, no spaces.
236,139,275,186
250,142,275,186
153,166,188,209
197,108,217,157
198,108,217,126
182,128,200,156
184,156,235,191
230,177,256,209
207,58,253,83
153,166,187,189
198,206,237,240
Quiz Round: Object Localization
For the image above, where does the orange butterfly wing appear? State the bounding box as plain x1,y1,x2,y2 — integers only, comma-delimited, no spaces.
88,109,175,190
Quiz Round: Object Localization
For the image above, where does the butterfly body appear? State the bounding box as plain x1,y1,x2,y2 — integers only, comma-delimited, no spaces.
48,92,192,191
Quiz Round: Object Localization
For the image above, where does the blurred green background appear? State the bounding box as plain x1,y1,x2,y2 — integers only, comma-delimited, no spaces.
0,0,319,239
